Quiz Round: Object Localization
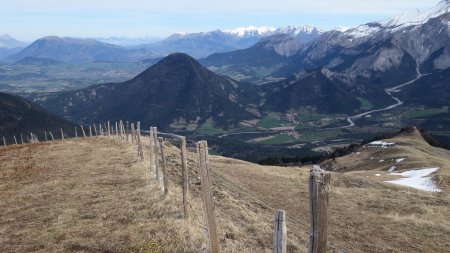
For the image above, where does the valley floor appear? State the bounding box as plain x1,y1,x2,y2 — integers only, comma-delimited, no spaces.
0,135,449,252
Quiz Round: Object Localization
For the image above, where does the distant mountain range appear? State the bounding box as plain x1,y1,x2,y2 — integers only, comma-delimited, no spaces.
137,25,324,58
0,92,75,143
7,36,154,63
2,25,324,63
202,0,450,84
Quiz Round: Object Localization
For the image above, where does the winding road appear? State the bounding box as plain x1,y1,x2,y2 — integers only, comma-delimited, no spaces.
344,67,426,128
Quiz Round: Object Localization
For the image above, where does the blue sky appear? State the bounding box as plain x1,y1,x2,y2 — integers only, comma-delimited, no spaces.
1,0,440,41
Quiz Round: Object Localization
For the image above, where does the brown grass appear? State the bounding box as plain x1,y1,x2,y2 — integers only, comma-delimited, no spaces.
1,131,449,252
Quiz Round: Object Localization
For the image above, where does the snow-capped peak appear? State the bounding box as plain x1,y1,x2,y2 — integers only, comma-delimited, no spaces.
224,26,276,37
277,25,324,36
380,0,450,30
344,0,450,39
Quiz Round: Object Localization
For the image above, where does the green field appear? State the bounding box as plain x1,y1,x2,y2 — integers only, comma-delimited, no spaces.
258,112,292,129
402,106,448,119
258,134,296,145
298,107,324,122
196,118,225,136
357,97,374,111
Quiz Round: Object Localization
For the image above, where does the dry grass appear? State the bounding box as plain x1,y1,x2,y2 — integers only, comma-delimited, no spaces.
1,131,449,252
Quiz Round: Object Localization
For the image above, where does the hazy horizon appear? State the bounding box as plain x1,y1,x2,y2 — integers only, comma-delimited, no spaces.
1,0,441,41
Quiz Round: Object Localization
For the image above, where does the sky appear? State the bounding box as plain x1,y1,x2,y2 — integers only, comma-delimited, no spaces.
0,0,441,41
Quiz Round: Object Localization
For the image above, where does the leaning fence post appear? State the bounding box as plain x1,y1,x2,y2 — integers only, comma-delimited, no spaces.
49,132,55,141
2,136,5,146
61,128,64,140
274,209,287,253
197,141,219,253
80,125,86,138
180,136,190,219
94,124,98,136
14,135,18,145
308,166,331,253
89,125,92,137
75,126,78,138
44,131,48,141
159,137,169,195
20,134,24,144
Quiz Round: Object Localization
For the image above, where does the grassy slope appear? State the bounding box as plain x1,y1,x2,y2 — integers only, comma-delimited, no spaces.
1,133,449,252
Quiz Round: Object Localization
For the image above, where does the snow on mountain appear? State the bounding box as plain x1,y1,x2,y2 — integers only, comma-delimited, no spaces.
345,0,450,38
380,0,450,30
224,26,276,37
223,25,324,38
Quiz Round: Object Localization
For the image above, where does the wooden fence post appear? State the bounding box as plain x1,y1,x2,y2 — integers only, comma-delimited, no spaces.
180,136,190,219
119,120,123,139
152,127,160,181
158,137,169,195
44,131,48,141
14,135,18,145
75,126,78,138
89,125,92,137
126,121,129,142
308,166,331,253
107,121,111,137
197,141,219,253
115,122,118,138
130,123,135,144
49,132,55,141
80,125,86,138
274,209,287,253
136,122,144,160
2,136,5,146
20,134,24,144
94,124,98,136
61,128,64,140
149,127,155,172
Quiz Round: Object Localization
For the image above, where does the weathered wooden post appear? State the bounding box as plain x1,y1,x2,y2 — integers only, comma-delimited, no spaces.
2,136,6,146
49,132,55,141
94,124,98,136
99,124,103,136
115,122,119,138
197,141,219,253
14,136,18,145
152,127,160,181
136,122,144,160
107,121,111,137
20,134,24,144
130,123,134,144
44,131,48,141
80,125,86,138
126,121,130,142
75,126,78,138
158,137,169,195
119,120,123,139
89,125,92,137
61,128,64,140
308,166,331,253
180,136,190,219
274,209,287,253
149,127,155,172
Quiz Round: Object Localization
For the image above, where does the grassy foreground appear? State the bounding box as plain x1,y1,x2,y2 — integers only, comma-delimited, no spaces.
0,133,449,252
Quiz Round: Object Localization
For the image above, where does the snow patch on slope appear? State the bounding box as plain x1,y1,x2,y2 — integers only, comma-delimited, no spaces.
386,168,441,192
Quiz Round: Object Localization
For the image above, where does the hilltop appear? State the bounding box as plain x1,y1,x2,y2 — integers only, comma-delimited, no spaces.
0,130,448,252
